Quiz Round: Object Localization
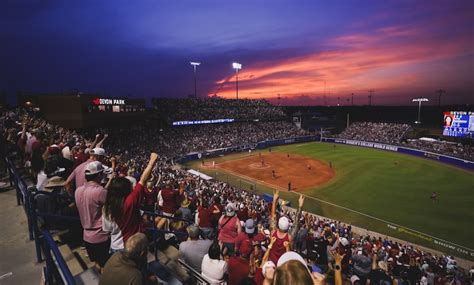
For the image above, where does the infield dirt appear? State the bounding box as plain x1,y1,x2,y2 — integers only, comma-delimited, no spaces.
208,152,335,191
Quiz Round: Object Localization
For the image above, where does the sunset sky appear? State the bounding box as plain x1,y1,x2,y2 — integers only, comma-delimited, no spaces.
1,0,473,105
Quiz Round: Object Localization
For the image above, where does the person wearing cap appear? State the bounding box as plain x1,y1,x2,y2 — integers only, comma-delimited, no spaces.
218,203,242,256
178,195,193,222
367,251,392,285
43,176,66,192
234,218,256,255
65,146,107,195
75,160,111,270
228,239,253,285
253,236,278,285
179,224,213,272
351,249,372,284
268,190,305,265
272,251,329,285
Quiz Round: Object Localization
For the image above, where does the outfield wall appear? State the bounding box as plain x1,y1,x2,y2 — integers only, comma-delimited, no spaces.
180,135,473,171
324,138,474,171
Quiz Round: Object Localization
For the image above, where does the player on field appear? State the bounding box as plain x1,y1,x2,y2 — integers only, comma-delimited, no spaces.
272,170,276,179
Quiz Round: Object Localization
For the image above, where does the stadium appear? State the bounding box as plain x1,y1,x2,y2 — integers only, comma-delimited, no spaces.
1,97,473,285
1,1,474,285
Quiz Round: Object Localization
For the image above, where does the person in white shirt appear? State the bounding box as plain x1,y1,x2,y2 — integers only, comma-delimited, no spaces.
201,240,228,284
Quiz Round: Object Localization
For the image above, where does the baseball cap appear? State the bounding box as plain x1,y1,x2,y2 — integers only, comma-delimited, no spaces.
350,275,360,284
91,147,106,156
278,217,290,232
245,219,255,234
339,237,349,247
85,161,104,176
277,251,307,267
262,261,276,276
239,239,252,256
225,203,235,216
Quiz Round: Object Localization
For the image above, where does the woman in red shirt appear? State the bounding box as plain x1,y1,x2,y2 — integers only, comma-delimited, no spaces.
218,203,242,256
103,153,158,244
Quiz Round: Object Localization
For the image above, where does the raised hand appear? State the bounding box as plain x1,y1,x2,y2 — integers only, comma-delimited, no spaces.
298,194,305,208
273,189,279,201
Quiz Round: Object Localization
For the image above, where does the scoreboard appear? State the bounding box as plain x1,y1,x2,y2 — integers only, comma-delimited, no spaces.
442,111,474,138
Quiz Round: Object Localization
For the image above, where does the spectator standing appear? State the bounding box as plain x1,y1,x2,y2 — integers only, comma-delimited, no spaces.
75,161,110,269
158,180,184,216
268,190,304,264
368,253,392,285
102,153,158,246
352,249,372,284
66,147,107,194
228,239,253,285
218,203,241,256
197,198,214,239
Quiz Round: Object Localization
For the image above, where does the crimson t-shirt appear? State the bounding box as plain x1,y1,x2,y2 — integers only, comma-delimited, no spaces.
118,182,145,243
228,256,250,285
254,267,264,285
160,187,182,214
198,206,212,228
142,187,158,208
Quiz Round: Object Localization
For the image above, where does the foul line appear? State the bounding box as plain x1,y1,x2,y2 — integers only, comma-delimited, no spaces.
213,164,473,252
294,192,474,252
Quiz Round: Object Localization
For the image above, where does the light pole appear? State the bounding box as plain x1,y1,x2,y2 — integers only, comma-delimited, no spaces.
232,62,242,99
412,98,429,124
190,61,200,98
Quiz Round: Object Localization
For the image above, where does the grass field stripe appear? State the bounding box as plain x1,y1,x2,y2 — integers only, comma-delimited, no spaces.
294,192,474,251
215,154,473,251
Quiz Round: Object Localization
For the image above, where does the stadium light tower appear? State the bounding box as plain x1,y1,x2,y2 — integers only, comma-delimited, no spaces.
190,61,201,98
232,62,242,99
412,97,429,124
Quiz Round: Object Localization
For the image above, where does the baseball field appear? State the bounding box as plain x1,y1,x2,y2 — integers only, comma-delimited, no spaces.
187,142,474,260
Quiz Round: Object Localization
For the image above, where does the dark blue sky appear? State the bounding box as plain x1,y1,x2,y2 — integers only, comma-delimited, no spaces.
1,0,473,105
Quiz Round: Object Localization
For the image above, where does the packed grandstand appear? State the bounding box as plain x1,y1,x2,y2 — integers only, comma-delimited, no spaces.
1,99,473,285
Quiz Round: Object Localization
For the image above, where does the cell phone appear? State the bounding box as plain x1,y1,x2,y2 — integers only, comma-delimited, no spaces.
309,264,323,273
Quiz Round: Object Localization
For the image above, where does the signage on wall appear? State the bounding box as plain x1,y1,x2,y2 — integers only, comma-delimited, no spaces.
92,98,126,105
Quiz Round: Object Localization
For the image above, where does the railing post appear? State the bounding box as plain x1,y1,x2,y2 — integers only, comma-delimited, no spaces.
29,192,43,262
23,183,34,241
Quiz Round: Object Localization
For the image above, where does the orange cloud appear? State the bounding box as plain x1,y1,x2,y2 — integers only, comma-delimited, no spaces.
211,25,473,104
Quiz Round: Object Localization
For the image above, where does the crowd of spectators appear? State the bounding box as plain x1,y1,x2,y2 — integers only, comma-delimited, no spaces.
400,140,474,161
337,122,474,161
152,97,286,121
93,120,308,160
1,108,473,285
337,122,411,145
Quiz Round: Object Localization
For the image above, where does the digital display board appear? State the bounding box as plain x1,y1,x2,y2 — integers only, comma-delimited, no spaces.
442,111,474,138
172,118,235,126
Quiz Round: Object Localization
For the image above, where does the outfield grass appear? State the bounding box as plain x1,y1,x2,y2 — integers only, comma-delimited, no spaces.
186,142,474,259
